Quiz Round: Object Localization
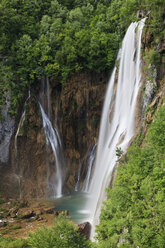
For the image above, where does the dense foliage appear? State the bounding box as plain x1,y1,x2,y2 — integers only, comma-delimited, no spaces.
0,0,164,115
96,105,165,248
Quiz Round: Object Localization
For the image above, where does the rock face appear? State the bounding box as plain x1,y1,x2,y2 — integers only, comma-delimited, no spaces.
0,72,108,198
78,222,91,240
0,95,15,164
55,72,107,192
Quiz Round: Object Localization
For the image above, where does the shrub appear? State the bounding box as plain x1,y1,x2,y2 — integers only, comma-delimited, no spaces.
0,237,28,248
28,215,91,248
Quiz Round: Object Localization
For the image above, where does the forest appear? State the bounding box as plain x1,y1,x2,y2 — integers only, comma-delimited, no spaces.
0,0,164,116
0,0,165,247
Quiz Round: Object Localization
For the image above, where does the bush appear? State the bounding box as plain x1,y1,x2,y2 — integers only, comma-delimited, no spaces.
0,237,29,248
28,215,91,248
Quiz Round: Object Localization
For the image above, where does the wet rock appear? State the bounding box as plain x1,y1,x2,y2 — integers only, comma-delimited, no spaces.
78,222,91,240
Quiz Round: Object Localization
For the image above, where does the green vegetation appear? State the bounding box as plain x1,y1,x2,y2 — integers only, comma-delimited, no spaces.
28,215,91,248
0,237,28,248
96,105,165,248
0,215,91,248
0,0,164,115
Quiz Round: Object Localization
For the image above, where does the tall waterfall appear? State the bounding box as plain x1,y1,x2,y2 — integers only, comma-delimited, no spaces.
87,19,146,237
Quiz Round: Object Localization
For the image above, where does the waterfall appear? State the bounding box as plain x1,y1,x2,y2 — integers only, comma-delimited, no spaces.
38,76,64,197
15,90,31,155
75,143,96,192
87,19,146,238
82,144,96,192
39,103,63,198
75,164,82,192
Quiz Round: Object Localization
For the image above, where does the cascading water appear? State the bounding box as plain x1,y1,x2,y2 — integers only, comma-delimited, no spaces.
82,144,96,192
75,164,82,192
86,19,146,238
75,143,97,192
13,91,31,198
15,90,31,155
39,103,63,198
38,76,64,198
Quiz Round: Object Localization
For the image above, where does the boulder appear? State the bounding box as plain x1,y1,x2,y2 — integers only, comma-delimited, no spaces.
78,222,91,240
17,208,34,219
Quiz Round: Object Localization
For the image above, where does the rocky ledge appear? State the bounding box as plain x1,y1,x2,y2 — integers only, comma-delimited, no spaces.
0,198,67,239
0,198,91,240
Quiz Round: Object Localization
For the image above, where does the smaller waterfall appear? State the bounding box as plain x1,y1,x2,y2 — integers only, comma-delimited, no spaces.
75,144,97,192
39,103,63,198
75,164,82,192
82,144,96,192
14,90,31,155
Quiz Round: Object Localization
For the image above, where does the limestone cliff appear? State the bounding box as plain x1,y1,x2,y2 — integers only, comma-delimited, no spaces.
0,72,108,198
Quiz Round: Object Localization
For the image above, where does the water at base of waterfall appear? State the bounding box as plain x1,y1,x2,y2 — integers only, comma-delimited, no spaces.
49,192,91,224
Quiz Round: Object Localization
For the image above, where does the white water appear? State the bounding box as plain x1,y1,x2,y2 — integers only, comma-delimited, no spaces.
14,90,31,155
39,103,63,198
82,144,96,192
75,163,82,192
75,143,97,192
86,19,146,238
